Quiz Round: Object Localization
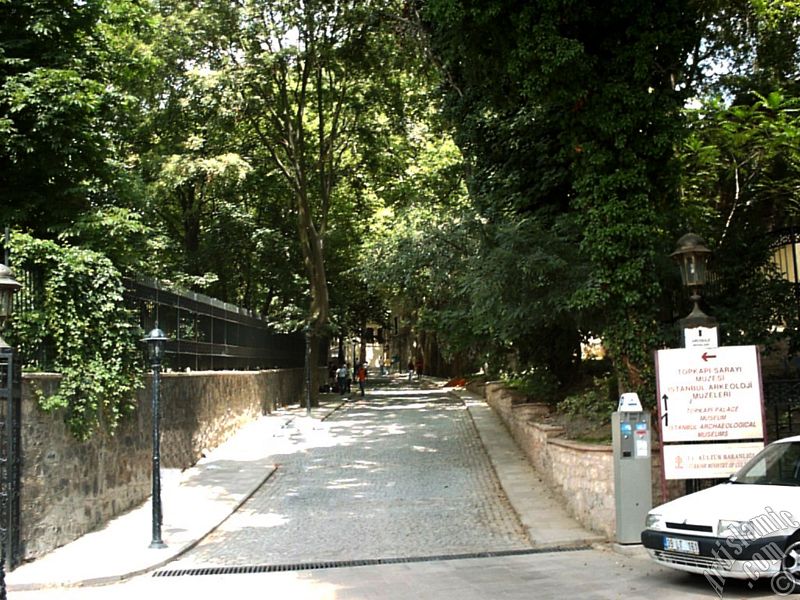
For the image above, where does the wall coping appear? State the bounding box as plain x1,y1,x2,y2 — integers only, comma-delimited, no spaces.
529,422,565,434
22,372,62,381
23,368,308,381
160,370,269,377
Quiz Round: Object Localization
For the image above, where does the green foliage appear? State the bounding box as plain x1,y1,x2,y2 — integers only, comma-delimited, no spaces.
557,376,618,425
8,233,141,441
680,92,800,350
419,0,701,392
692,1,800,99
1,0,156,234
4,0,800,416
502,368,560,402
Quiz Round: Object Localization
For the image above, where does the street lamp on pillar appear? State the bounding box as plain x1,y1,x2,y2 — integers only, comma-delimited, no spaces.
0,264,21,342
0,263,21,597
671,233,718,346
142,326,168,549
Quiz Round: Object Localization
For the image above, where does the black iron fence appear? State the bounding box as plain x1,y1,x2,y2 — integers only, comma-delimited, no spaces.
763,379,800,442
7,263,319,372
0,346,21,575
124,275,312,371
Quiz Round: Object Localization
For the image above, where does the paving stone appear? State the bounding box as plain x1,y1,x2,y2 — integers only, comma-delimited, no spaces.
171,387,531,568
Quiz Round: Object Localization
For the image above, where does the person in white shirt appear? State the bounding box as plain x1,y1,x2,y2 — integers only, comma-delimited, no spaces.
336,364,348,395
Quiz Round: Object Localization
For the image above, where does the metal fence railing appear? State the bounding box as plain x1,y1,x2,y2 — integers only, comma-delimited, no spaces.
3,252,318,371
124,275,310,371
763,379,800,442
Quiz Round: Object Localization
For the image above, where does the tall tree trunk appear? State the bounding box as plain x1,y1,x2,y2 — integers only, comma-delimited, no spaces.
296,187,329,406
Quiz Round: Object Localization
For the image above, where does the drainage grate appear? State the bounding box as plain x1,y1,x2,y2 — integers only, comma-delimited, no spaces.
153,545,590,578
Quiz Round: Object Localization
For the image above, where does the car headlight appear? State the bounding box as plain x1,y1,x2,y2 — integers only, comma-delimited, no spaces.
646,513,665,530
717,520,753,539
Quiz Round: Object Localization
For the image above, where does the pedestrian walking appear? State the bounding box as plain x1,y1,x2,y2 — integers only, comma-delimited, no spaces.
415,357,423,380
336,363,348,395
357,363,367,396
407,359,414,381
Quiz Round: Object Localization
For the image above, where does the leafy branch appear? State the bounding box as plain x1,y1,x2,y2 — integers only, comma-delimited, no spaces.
8,233,142,440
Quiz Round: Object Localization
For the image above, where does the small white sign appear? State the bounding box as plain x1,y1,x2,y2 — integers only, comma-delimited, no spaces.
663,442,764,480
618,392,643,412
636,439,649,458
684,326,719,350
655,345,765,443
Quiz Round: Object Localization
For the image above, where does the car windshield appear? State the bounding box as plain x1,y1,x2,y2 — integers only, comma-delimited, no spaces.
732,441,800,486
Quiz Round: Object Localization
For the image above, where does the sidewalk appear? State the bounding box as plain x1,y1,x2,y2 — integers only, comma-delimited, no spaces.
8,383,604,591
7,399,347,591
454,388,605,549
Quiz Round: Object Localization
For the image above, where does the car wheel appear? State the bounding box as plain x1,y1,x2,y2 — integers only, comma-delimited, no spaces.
772,537,800,595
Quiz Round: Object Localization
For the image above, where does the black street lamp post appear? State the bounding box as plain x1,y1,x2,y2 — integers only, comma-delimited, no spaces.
142,327,168,549
671,234,718,493
0,264,21,600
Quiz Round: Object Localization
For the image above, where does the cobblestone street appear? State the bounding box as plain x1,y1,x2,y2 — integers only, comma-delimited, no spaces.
10,379,782,599
169,380,531,568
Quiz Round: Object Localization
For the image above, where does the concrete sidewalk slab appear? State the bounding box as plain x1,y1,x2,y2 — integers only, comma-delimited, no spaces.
453,388,605,549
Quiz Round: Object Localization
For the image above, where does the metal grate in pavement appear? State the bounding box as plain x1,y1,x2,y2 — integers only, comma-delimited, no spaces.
152,545,590,577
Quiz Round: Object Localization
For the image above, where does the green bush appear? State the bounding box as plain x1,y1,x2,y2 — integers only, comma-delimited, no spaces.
8,233,141,440
557,375,618,424
503,367,560,401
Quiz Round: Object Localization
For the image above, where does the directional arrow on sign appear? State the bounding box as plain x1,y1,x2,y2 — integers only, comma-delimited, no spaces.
702,352,717,362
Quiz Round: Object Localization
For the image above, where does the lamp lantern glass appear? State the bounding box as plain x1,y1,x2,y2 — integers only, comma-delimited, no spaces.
142,327,168,363
671,233,712,289
0,263,22,326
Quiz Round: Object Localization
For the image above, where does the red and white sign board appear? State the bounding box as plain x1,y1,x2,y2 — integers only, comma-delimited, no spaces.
662,441,764,480
655,345,765,443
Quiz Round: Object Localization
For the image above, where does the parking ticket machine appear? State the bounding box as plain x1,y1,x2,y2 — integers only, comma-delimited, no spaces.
612,393,652,544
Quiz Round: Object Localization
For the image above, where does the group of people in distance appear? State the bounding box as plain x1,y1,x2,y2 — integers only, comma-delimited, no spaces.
333,361,367,397
328,355,425,397
407,357,423,381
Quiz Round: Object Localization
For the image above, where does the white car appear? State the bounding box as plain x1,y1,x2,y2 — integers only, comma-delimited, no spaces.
642,436,800,591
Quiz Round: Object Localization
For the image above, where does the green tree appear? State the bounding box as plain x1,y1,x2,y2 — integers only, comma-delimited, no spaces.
418,0,706,394
680,91,800,348
1,0,154,235
196,0,426,395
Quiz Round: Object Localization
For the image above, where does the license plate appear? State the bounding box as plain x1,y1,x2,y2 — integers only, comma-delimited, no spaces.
664,536,700,554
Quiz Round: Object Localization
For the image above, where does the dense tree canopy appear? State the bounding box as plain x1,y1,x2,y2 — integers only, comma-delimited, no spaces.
3,0,800,408
1,0,152,233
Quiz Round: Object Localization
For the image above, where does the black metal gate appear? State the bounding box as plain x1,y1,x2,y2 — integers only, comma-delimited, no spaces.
0,345,21,575
763,379,800,442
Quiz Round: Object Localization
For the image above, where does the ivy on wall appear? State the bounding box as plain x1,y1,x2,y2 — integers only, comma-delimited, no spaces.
8,232,141,440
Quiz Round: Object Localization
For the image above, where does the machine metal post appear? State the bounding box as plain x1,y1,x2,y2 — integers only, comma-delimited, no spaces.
612,394,653,544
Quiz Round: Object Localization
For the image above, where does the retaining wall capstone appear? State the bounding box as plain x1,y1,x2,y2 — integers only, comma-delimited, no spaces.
19,368,311,561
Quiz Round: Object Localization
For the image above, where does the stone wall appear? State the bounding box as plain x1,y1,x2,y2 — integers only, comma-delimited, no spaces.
482,382,680,539
19,368,309,561
159,369,305,468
